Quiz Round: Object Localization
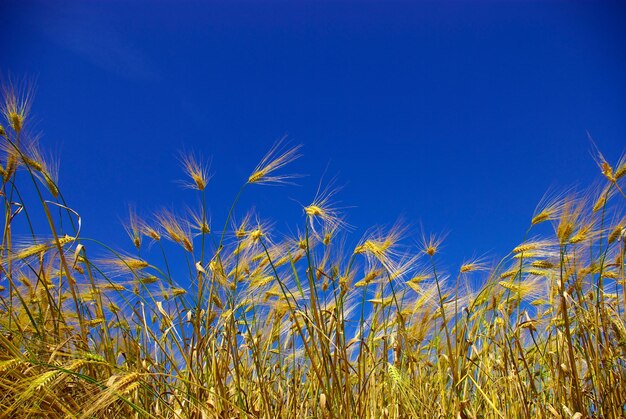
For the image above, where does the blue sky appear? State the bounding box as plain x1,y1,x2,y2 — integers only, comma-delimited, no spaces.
2,1,626,268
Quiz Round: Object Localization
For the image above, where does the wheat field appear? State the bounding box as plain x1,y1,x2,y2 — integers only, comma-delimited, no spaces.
0,83,625,418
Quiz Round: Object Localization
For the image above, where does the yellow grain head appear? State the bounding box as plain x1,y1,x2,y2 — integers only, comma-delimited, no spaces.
247,140,301,185
188,206,210,234
614,153,626,180
179,151,210,190
608,217,625,244
156,209,193,252
555,197,583,245
125,206,142,250
1,79,34,134
138,218,161,241
420,230,446,257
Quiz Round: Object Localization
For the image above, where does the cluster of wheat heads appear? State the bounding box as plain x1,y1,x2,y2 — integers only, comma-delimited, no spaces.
0,83,625,418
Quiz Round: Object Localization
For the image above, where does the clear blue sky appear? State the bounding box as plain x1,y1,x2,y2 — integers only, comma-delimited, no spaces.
2,1,626,267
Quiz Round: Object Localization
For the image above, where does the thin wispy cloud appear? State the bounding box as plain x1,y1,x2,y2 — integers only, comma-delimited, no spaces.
39,8,159,82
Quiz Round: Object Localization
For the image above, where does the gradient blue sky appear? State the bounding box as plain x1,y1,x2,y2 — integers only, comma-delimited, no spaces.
2,1,626,267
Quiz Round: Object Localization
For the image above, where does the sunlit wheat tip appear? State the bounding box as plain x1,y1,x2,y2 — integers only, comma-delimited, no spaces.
601,161,616,183
21,154,43,171
420,231,446,257
3,153,17,181
460,257,488,273
593,184,614,212
187,207,210,234
602,271,618,280
1,79,34,133
156,209,193,252
235,227,246,239
304,181,349,242
409,273,431,283
103,284,126,291
608,225,625,244
615,154,626,179
518,312,537,330
211,293,224,309
406,281,422,293
592,142,619,183
499,269,518,279
171,288,186,297
304,204,323,217
138,275,159,284
103,256,149,271
531,212,551,225
569,222,595,244
135,220,160,242
179,151,210,190
86,318,105,327
531,260,555,269
531,189,571,225
354,268,383,288
247,141,302,185
512,251,539,259
368,296,392,306
512,240,550,254
13,234,74,260
124,206,142,249
460,263,477,273
555,199,585,245
249,227,264,242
